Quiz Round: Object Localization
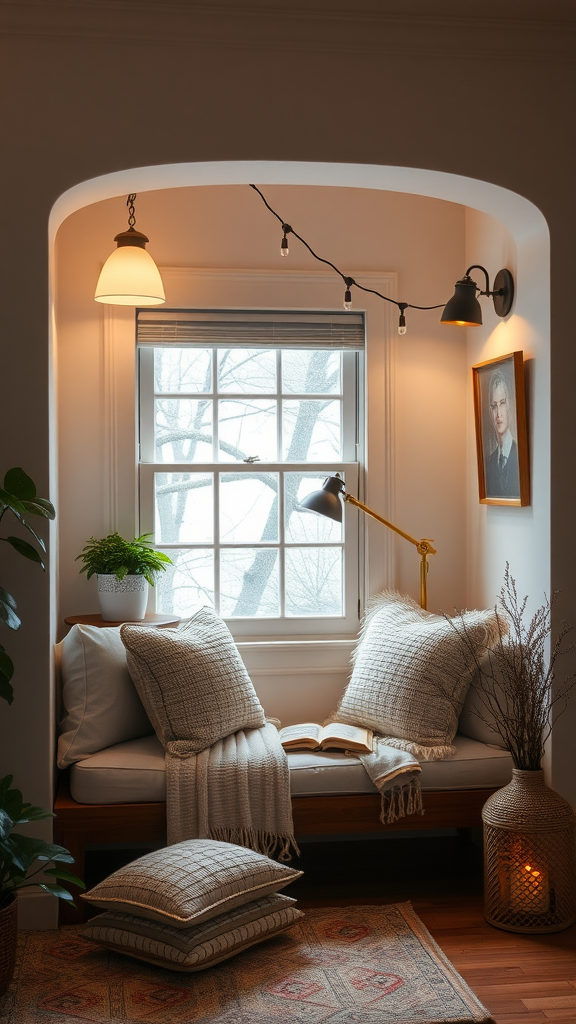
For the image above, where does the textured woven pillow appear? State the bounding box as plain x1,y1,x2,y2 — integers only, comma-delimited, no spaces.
332,591,500,758
82,839,303,926
83,893,302,971
120,608,265,753
57,624,153,769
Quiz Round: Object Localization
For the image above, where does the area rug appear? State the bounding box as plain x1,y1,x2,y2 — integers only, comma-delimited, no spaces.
1,903,493,1023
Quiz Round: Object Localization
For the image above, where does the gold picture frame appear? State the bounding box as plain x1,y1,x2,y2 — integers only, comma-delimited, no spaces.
472,351,530,506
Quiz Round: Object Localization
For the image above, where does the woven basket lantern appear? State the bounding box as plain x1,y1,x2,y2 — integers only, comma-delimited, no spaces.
483,769,576,933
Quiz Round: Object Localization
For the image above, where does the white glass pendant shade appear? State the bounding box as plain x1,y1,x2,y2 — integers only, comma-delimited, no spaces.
94,244,166,306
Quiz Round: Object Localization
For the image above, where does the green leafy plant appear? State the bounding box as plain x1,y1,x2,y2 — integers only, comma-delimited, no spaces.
76,532,172,585
0,467,55,705
0,775,85,909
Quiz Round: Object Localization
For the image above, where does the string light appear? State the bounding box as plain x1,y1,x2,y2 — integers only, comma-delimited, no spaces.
249,184,446,335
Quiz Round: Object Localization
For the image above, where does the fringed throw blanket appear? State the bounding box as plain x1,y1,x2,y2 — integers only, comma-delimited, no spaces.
166,722,299,861
359,739,423,824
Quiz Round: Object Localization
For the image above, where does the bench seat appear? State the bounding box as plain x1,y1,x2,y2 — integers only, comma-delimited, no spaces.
69,732,513,804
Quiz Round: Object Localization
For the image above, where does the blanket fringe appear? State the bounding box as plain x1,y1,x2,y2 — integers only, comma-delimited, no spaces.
380,777,424,824
209,826,300,862
377,737,456,762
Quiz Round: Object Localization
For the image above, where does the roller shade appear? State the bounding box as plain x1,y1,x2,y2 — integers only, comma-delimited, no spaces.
137,309,365,349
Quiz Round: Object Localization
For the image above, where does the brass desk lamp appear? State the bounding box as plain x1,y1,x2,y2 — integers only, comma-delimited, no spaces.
299,474,436,610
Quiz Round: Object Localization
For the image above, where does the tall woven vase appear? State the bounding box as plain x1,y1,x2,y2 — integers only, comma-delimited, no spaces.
0,893,18,997
483,769,576,933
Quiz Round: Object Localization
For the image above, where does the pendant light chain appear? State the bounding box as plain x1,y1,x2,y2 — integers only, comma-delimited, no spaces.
127,193,137,230
249,184,446,335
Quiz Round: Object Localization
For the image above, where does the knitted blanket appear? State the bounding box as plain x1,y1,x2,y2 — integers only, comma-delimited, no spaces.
165,722,299,861
359,739,423,823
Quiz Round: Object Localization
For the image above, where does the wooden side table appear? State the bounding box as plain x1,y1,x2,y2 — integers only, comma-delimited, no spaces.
64,613,180,628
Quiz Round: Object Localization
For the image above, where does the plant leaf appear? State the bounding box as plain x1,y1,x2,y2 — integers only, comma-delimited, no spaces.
13,804,54,824
44,867,86,888
0,675,14,705
3,468,36,500
0,592,20,631
0,536,45,566
0,808,14,840
38,883,76,903
21,499,55,521
35,843,75,864
0,776,14,801
0,488,27,517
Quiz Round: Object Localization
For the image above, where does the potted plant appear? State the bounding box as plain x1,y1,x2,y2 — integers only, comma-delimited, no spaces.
0,776,85,995
451,565,576,934
0,468,83,996
76,532,172,621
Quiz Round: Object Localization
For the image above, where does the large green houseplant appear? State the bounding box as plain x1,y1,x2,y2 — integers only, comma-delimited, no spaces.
0,468,83,996
76,532,172,621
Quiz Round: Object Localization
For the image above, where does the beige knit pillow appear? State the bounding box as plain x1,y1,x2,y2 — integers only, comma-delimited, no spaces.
120,608,265,753
82,839,303,926
83,894,302,971
332,591,499,759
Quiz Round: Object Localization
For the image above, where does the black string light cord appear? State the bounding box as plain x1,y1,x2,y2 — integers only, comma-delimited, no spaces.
249,184,446,335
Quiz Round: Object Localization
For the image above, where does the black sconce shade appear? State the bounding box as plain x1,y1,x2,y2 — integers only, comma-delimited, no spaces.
297,475,345,522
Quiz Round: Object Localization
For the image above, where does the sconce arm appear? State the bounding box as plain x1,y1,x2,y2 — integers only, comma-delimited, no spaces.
343,494,436,555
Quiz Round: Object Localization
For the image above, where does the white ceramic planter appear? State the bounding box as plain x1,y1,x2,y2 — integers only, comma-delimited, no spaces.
97,574,148,622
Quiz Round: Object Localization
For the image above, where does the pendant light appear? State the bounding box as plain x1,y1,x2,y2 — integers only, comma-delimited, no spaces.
94,194,166,306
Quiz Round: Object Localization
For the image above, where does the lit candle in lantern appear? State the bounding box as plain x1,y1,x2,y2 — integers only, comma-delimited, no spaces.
510,861,550,914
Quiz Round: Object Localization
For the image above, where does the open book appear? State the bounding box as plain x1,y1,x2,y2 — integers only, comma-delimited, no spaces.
279,721,373,754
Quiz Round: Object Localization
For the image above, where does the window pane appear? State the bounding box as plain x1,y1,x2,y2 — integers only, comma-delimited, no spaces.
218,349,276,393
285,547,343,616
155,473,213,543
155,398,213,462
285,473,342,543
154,348,212,393
282,399,342,460
218,399,277,462
155,548,215,616
220,548,279,617
220,473,278,543
282,350,341,395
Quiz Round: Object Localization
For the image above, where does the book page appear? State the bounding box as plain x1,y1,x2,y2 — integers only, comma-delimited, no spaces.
319,722,373,751
278,723,322,746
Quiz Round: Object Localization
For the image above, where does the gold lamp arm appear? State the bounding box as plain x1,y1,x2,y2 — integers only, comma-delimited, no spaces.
343,494,436,610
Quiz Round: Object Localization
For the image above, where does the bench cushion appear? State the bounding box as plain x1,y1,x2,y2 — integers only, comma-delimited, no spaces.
69,733,513,805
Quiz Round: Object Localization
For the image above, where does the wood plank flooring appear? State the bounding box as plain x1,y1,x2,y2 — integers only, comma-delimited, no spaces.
288,834,576,1024
86,832,576,1022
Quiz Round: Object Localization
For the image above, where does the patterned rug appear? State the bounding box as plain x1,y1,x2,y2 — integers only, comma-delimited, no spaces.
1,903,493,1023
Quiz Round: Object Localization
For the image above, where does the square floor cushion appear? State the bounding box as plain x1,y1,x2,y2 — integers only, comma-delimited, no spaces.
82,838,303,926
83,892,302,971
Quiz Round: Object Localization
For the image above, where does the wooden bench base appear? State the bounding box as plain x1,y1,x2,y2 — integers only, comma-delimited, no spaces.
54,776,495,924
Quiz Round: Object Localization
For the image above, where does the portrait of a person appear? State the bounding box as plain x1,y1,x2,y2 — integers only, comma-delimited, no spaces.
484,368,520,499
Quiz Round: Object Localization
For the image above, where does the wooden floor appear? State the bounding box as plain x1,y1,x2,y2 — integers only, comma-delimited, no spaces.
86,833,576,1023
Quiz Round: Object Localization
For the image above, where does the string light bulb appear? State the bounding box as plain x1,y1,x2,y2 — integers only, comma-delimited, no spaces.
398,303,408,335
343,277,354,311
280,223,291,257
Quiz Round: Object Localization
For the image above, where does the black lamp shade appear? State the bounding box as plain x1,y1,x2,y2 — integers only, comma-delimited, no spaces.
440,275,483,326
298,475,345,522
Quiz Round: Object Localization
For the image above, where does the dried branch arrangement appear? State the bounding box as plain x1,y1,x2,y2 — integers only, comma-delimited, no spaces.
452,565,575,770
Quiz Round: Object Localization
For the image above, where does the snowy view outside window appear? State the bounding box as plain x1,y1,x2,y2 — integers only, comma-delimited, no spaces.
139,338,360,630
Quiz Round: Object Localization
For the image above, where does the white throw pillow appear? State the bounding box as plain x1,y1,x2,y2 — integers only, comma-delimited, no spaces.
332,591,500,758
120,608,266,754
57,624,153,769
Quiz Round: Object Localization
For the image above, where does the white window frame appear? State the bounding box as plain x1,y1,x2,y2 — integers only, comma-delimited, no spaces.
138,334,362,636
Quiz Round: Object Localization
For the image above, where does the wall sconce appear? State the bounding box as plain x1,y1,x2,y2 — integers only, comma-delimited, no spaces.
94,194,166,306
440,266,514,326
298,474,436,610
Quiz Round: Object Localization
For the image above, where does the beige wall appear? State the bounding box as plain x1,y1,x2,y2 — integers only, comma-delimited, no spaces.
1,1,573,926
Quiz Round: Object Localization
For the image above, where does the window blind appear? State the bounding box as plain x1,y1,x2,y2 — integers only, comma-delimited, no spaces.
137,309,365,350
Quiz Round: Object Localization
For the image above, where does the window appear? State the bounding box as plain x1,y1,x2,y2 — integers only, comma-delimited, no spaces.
138,310,364,635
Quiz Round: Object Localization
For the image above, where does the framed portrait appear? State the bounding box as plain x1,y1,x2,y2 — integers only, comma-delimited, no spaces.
472,351,530,506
